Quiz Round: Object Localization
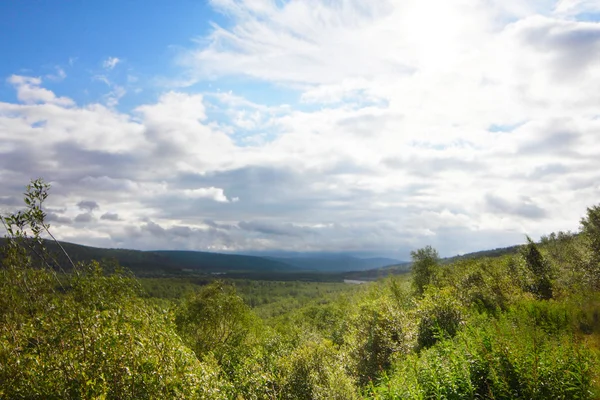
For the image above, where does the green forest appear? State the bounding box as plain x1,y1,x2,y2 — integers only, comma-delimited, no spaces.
1,180,600,399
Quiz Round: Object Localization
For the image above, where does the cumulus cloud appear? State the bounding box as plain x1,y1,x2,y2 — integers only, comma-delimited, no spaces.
74,213,94,223
100,212,121,221
183,187,236,203
102,56,121,70
485,194,548,220
77,200,100,212
1,1,600,258
555,0,600,15
7,75,74,106
47,212,72,224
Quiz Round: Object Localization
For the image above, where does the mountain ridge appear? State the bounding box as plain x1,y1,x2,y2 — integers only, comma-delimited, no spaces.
0,237,528,278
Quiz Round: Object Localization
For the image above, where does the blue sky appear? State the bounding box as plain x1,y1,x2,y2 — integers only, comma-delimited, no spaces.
0,0,304,111
1,1,217,107
1,0,600,258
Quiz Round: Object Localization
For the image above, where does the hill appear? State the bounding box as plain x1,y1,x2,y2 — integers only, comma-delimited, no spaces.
267,254,402,272
342,242,529,281
443,244,523,263
0,238,297,276
0,238,530,279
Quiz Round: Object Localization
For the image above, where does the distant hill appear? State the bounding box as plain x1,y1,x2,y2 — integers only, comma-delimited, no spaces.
152,250,298,273
0,237,404,276
0,237,528,279
0,238,297,276
342,243,527,281
443,245,522,263
267,254,402,272
342,262,412,281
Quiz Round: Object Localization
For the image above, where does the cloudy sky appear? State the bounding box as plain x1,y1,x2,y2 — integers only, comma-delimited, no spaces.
1,0,600,259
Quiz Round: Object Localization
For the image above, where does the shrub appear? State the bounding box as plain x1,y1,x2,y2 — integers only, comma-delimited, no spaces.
521,237,554,300
174,280,260,373
346,291,414,385
278,340,359,400
0,180,216,399
411,246,440,296
581,205,600,289
368,311,597,400
416,287,465,350
0,260,207,399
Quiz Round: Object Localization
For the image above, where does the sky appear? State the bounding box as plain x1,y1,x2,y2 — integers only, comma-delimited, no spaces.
1,0,600,259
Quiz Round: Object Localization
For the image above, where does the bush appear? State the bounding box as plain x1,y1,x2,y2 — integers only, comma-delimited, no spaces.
345,284,414,385
174,281,259,371
368,310,597,400
0,261,207,399
581,205,600,289
411,246,440,296
278,340,359,400
521,237,554,300
446,257,520,314
0,180,219,399
416,287,465,350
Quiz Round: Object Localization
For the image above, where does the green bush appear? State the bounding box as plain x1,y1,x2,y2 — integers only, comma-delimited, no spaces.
345,285,414,385
445,257,520,314
416,287,465,350
278,340,359,400
0,180,218,399
521,237,554,300
0,262,208,399
368,310,597,400
581,205,600,289
411,246,440,296
174,280,260,374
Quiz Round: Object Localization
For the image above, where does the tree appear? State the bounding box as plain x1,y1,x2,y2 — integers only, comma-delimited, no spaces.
521,236,553,300
175,281,257,366
580,204,600,288
411,245,440,296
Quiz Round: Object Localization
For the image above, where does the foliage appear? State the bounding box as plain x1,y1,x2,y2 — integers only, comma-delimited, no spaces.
415,287,465,350
174,280,258,367
0,181,208,399
344,282,415,385
521,236,554,300
411,245,440,296
368,305,596,400
277,340,359,400
581,205,600,288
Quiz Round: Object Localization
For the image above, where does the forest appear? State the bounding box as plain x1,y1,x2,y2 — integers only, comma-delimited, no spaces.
1,180,599,399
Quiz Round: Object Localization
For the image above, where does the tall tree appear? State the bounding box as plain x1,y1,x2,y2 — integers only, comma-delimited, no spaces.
581,205,600,288
411,245,440,296
522,236,553,300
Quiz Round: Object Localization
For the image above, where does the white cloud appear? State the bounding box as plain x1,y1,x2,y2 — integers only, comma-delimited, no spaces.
7,75,74,106
92,75,128,107
105,85,126,107
183,187,234,202
102,56,121,70
554,0,600,15
46,66,66,81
